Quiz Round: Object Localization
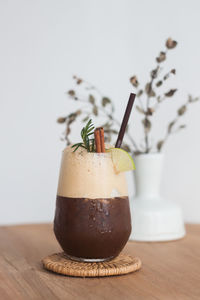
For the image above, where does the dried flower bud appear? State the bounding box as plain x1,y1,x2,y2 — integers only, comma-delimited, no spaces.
102,97,111,106
156,80,162,87
163,74,169,80
165,89,177,97
188,95,199,102
177,105,187,116
130,76,139,87
166,38,177,49
171,69,176,74
156,52,166,63
145,83,156,97
93,105,98,116
151,67,159,79
137,90,143,97
68,90,75,96
68,113,76,124
76,78,82,84
89,95,95,104
82,116,89,122
136,105,145,114
142,118,151,133
146,107,155,116
168,121,175,133
57,117,67,124
157,140,164,151
179,125,186,129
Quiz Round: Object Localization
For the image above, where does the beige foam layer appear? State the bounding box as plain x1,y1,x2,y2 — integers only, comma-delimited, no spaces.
57,145,128,198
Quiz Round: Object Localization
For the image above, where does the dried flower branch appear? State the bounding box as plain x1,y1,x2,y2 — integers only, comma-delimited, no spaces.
57,38,199,155
157,95,199,151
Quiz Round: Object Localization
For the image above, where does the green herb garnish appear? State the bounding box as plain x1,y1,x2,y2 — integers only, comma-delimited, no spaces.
71,119,95,152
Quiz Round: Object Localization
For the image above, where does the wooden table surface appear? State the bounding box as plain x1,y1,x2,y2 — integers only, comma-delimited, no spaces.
0,224,200,300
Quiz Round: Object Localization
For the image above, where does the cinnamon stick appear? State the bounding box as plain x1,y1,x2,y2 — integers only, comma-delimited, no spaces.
94,128,101,153
94,127,105,153
100,127,105,153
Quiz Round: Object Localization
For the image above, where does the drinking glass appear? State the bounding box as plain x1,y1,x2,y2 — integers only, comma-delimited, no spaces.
54,146,131,262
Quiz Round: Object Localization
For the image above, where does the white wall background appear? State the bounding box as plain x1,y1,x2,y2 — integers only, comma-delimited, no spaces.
0,0,200,225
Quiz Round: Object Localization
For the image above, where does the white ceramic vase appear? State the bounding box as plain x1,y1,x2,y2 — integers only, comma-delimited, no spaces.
129,153,185,241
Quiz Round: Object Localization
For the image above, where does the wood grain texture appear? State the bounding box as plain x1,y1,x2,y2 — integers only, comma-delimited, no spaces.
0,224,199,300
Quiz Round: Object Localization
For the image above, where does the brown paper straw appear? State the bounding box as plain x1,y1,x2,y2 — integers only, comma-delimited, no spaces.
115,93,136,148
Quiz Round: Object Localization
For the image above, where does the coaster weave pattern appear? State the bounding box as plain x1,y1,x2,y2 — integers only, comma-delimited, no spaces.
42,252,141,277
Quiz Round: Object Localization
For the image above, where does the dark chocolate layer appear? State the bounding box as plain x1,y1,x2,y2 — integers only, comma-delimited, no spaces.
54,196,131,260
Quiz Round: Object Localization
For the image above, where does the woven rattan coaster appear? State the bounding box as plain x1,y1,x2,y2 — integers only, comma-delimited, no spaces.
42,252,141,277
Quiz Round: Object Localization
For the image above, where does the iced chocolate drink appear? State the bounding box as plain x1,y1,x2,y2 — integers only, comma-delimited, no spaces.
54,145,131,262
54,95,136,263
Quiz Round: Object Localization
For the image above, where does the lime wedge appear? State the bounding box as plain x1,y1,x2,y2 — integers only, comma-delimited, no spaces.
107,148,135,173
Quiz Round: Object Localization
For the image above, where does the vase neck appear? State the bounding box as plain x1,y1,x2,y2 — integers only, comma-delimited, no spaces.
134,154,163,197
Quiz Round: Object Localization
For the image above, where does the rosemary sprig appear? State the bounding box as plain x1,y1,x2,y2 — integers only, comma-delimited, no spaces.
71,119,95,152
